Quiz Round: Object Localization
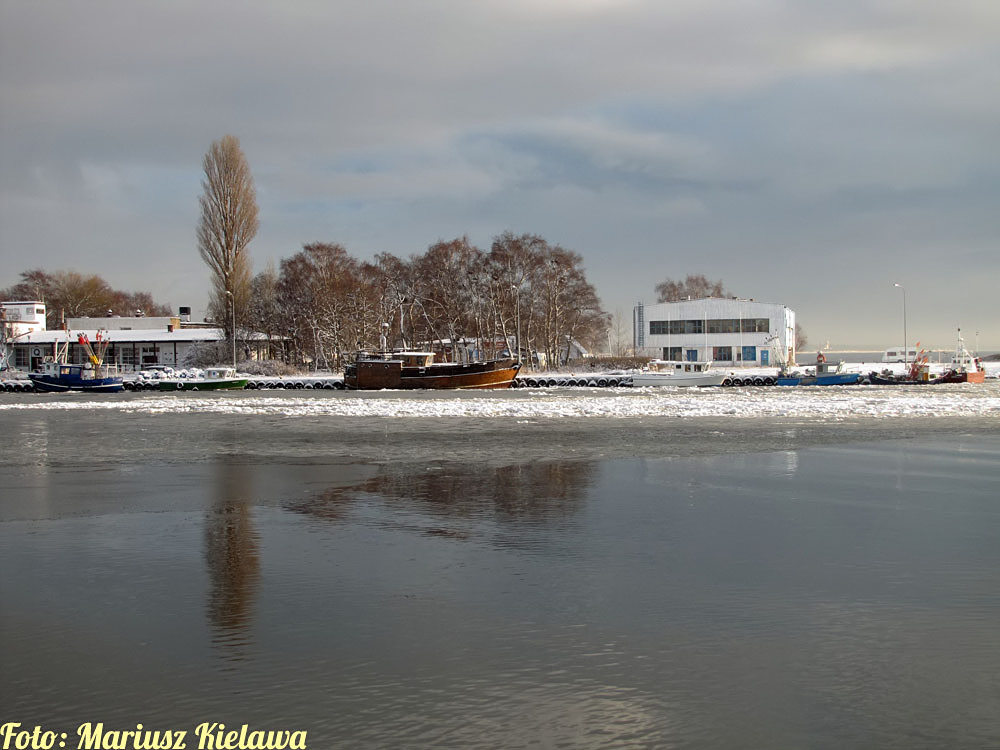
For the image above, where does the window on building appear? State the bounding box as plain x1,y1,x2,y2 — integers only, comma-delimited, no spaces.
662,347,682,360
712,346,732,361
707,319,735,334
742,346,757,363
647,316,769,337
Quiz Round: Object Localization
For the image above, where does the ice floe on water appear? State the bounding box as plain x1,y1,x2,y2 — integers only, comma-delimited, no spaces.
2,382,999,420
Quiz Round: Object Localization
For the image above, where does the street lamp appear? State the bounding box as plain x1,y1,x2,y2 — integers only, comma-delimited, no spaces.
892,283,907,369
224,290,236,368
511,284,521,365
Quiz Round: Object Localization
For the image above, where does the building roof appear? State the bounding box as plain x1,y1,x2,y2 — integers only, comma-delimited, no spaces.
639,296,789,310
15,328,225,345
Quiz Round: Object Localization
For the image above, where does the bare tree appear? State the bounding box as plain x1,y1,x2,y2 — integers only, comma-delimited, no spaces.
655,274,730,302
197,135,259,348
412,237,484,360
795,323,808,351
247,263,283,360
609,308,632,357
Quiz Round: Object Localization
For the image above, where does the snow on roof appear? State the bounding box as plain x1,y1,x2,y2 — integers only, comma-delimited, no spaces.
15,328,225,344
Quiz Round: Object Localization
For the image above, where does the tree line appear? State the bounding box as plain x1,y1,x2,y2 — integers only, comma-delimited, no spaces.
244,233,608,370
195,135,608,369
195,135,805,367
0,269,172,328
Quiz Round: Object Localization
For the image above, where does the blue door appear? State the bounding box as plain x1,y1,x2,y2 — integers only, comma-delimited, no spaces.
686,349,698,362
761,349,769,366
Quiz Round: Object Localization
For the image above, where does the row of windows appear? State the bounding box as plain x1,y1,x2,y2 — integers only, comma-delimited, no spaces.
660,346,762,362
713,346,757,362
649,318,770,335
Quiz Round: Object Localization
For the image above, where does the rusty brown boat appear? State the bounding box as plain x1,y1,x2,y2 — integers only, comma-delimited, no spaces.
344,350,520,390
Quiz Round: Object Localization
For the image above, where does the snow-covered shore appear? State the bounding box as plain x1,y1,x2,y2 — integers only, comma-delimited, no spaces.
3,380,998,421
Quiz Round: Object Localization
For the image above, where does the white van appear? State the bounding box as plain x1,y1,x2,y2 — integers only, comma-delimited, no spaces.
882,348,918,363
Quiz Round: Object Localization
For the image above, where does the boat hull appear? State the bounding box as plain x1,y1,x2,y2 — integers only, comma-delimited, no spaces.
776,373,861,386
28,373,124,393
345,358,520,390
629,372,726,387
158,379,248,391
935,369,986,384
864,374,928,386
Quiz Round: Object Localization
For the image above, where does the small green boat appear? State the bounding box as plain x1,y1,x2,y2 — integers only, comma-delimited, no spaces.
158,367,248,391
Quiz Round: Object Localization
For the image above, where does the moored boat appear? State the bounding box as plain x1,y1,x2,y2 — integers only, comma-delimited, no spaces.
157,367,248,391
936,330,986,384
776,353,861,386
28,330,123,393
29,361,124,393
864,347,935,385
629,360,726,388
344,350,520,390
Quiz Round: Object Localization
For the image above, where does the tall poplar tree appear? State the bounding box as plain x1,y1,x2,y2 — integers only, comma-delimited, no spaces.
197,134,259,347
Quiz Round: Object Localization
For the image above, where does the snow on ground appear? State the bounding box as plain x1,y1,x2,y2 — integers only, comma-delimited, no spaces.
3,381,998,420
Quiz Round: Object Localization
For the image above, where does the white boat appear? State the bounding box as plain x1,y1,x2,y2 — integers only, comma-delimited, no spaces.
629,360,726,387
157,367,248,391
937,330,986,384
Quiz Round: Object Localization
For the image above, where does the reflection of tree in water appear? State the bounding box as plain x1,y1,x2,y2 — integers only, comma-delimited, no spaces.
288,461,595,534
205,459,260,662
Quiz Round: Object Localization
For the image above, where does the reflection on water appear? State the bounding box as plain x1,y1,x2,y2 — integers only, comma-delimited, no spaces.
287,460,596,533
2,406,999,749
205,458,260,661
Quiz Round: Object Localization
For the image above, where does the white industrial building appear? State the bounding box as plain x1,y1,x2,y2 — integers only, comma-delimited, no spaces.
1,301,267,372
633,297,796,367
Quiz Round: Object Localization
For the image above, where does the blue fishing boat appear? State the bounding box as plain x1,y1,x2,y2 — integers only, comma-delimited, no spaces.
776,353,861,386
28,330,124,393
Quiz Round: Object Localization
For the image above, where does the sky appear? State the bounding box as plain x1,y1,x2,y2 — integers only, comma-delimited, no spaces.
1,1,998,350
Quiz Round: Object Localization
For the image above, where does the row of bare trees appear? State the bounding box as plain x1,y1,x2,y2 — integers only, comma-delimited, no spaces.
0,269,172,328
194,135,610,370
241,232,608,370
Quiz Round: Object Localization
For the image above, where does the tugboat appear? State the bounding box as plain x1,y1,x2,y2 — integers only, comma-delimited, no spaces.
29,330,124,393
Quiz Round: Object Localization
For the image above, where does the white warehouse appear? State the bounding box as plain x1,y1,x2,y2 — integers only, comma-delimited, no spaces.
633,297,796,367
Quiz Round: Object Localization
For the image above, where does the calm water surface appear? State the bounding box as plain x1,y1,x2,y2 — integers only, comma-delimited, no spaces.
1,388,999,749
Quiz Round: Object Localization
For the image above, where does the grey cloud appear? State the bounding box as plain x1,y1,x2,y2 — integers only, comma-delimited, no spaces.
2,0,998,346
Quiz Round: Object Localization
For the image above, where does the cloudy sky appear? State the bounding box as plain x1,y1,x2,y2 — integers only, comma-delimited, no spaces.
2,1,998,349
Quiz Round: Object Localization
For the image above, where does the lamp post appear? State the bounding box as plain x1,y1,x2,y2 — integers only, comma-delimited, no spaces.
224,290,236,368
511,284,521,365
892,283,906,369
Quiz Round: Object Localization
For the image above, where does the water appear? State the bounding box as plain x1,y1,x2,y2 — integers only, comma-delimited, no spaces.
2,386,999,749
